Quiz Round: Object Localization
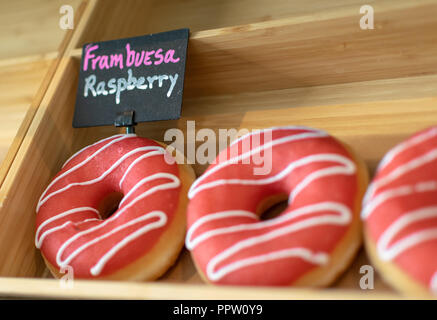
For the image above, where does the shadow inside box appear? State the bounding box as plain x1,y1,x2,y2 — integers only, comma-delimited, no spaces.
159,249,203,284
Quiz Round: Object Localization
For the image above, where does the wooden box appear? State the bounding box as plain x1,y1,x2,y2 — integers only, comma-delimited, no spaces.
0,0,437,299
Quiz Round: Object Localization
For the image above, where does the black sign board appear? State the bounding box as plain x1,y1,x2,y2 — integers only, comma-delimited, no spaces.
73,28,189,128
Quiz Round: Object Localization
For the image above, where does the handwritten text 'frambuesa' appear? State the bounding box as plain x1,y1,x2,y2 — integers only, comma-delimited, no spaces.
82,43,180,104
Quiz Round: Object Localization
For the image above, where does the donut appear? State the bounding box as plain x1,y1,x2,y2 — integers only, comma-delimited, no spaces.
186,126,368,286
362,126,437,297
35,134,195,280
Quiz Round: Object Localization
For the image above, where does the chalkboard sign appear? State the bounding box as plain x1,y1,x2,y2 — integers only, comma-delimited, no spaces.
73,28,189,127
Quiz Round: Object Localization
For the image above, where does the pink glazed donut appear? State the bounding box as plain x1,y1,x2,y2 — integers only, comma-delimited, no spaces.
186,126,368,286
363,126,437,297
35,134,194,280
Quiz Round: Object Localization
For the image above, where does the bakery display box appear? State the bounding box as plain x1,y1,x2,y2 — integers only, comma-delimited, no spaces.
0,0,436,299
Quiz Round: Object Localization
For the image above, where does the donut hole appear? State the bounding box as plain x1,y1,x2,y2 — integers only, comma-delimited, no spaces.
97,191,124,220
257,194,289,221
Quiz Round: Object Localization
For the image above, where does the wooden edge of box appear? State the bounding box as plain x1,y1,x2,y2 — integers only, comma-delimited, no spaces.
0,0,90,189
0,277,405,300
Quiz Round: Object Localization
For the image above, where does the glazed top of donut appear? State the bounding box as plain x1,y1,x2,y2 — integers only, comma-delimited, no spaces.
35,134,181,278
363,126,437,294
186,127,360,285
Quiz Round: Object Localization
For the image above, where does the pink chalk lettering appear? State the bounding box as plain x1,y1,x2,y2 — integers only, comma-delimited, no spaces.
154,48,164,65
99,55,110,70
83,44,99,71
91,55,101,70
164,49,180,63
110,53,124,69
144,50,155,66
135,51,145,67
83,44,179,72
125,43,135,67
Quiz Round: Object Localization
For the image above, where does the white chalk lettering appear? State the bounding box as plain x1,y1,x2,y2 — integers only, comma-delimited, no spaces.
82,69,179,104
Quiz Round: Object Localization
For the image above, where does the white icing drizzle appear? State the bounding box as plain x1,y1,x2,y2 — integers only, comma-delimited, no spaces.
61,134,130,169
377,206,437,261
36,135,181,276
209,248,328,282
119,172,175,207
119,149,165,188
188,202,350,281
288,155,355,203
228,126,326,148
187,128,356,281
37,145,164,212
35,207,100,248
363,148,437,207
362,181,437,219
364,128,437,206
90,211,167,276
377,127,437,171
362,128,437,292
37,134,137,212
186,210,258,250
189,130,329,199
55,172,179,275
364,185,437,291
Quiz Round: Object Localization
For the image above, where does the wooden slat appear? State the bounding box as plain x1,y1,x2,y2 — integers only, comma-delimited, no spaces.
75,0,379,45
182,74,437,117
0,277,402,300
183,0,437,97
0,59,52,163
0,0,89,188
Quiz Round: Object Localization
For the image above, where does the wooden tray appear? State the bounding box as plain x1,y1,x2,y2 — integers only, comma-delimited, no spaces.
0,0,436,299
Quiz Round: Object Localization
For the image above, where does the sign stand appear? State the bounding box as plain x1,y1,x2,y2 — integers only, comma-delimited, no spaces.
114,110,136,134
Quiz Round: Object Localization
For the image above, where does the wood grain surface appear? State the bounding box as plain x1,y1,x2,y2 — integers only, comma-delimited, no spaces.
0,59,51,163
0,0,82,60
